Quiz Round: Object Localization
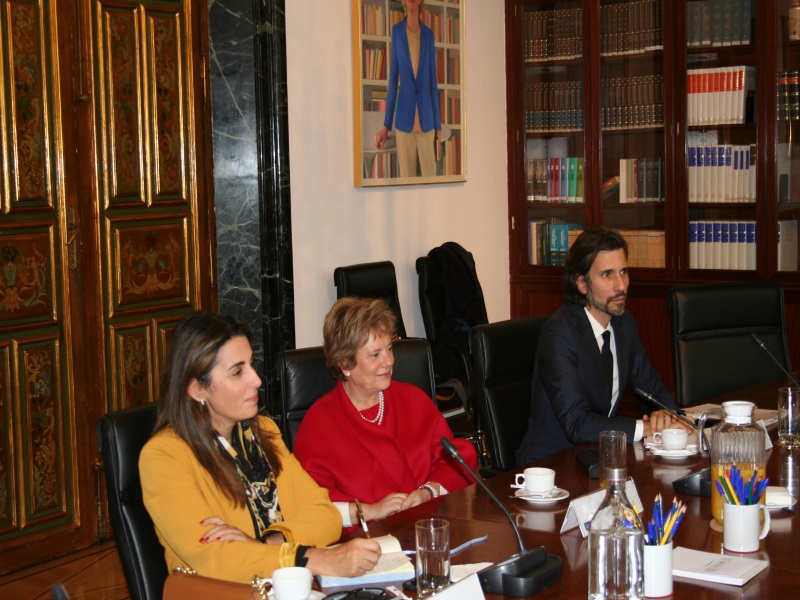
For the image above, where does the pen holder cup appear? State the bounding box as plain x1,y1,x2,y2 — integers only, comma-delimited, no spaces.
723,503,770,553
643,541,673,598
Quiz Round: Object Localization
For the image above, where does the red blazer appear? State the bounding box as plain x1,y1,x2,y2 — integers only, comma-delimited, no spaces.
293,380,476,503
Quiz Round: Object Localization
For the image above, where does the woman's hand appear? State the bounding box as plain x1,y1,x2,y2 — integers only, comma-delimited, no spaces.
374,127,390,150
363,493,408,520
642,410,693,438
199,516,254,543
399,488,432,511
305,538,381,577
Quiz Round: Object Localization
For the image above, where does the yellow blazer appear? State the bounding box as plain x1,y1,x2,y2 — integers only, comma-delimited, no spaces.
140,416,342,582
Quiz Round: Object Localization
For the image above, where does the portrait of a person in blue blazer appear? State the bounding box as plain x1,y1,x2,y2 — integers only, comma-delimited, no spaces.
374,0,441,178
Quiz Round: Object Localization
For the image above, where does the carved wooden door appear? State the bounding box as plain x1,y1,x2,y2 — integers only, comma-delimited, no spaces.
0,0,214,572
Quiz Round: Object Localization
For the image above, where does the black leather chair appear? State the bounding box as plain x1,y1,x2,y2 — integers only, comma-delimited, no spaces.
97,403,167,600
668,281,792,407
277,338,435,451
333,261,407,338
470,315,550,473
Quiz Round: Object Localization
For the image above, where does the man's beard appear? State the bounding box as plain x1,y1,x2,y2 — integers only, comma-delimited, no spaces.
585,283,626,318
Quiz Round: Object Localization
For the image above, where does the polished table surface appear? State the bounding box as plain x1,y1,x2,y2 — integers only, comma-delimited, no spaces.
342,378,799,598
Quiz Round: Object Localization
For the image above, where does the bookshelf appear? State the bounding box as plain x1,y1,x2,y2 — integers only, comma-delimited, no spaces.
357,0,463,179
506,0,800,399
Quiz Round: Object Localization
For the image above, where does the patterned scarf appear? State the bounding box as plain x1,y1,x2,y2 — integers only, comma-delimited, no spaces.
215,421,282,541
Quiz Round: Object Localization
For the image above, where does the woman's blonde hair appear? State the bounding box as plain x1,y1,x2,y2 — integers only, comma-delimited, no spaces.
323,297,397,379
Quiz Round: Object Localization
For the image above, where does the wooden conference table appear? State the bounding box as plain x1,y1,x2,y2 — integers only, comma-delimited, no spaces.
343,377,798,598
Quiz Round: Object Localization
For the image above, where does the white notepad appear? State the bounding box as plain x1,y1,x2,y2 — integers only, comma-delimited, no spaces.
672,546,769,586
317,535,414,588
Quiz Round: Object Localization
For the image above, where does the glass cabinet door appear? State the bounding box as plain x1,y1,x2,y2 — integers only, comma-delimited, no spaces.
599,0,667,270
522,1,587,267
684,0,759,272
776,0,800,273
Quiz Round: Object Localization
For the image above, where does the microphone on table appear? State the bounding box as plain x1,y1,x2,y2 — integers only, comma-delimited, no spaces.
633,388,712,498
750,333,800,389
440,437,562,597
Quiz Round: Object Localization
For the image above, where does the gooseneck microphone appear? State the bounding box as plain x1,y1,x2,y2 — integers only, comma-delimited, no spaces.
633,387,697,430
440,437,525,553
750,333,800,389
440,438,562,597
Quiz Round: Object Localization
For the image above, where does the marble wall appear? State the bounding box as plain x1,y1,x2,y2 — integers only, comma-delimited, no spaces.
208,0,292,417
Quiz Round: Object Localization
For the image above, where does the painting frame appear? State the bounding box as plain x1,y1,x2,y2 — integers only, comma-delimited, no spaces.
352,0,466,187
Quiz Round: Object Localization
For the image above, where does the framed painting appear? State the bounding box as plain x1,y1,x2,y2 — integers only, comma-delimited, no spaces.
352,0,466,187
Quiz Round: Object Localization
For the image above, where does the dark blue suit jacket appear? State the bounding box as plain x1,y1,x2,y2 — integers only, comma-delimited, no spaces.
516,303,677,464
384,20,441,134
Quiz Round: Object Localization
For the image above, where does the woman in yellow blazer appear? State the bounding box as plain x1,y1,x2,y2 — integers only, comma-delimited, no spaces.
140,313,380,583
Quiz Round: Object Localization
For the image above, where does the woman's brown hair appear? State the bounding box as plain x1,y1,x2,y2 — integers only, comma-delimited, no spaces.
323,297,397,380
153,312,282,506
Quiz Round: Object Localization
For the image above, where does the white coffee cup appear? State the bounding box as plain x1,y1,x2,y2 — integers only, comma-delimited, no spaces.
271,566,312,600
653,428,688,450
513,467,555,495
723,502,771,553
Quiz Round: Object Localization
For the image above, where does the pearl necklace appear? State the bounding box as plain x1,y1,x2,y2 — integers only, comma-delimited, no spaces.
358,391,384,425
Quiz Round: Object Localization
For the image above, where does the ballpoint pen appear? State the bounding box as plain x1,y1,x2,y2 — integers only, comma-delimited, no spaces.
354,498,371,539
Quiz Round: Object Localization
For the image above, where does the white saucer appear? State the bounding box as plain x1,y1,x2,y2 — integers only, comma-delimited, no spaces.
651,447,699,461
268,591,324,600
514,487,569,505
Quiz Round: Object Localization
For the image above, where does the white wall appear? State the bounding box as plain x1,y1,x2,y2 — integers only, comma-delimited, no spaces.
286,0,509,346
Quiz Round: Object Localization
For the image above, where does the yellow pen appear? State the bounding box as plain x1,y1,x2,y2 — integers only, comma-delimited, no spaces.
354,498,371,539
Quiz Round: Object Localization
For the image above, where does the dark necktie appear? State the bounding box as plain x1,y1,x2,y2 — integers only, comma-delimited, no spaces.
601,330,613,401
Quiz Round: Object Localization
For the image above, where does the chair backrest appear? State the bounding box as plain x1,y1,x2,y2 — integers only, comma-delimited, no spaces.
333,261,407,338
415,255,446,346
668,281,792,407
96,403,167,600
277,338,436,450
470,315,550,472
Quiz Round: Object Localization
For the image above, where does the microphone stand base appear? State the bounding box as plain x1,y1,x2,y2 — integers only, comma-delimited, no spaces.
478,547,563,597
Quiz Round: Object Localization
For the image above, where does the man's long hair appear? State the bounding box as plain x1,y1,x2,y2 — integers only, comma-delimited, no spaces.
562,226,628,305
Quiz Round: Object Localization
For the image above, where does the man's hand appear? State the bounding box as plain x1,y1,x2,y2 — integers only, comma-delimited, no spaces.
642,410,693,438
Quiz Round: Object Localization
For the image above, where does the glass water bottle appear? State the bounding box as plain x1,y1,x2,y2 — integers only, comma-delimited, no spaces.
588,467,644,600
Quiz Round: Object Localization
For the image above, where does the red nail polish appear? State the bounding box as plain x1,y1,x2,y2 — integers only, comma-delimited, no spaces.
216,536,221,541
199,537,206,543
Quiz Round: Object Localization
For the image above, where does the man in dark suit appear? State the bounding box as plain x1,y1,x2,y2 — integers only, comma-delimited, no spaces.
516,226,689,464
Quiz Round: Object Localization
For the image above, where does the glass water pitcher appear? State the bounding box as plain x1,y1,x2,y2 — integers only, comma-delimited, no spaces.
697,401,767,528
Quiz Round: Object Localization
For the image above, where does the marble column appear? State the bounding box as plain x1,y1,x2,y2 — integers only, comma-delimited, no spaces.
207,0,293,417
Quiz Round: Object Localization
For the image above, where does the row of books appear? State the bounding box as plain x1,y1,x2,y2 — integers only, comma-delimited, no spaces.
525,157,585,204
524,81,584,131
777,220,799,272
439,92,461,125
687,66,755,126
524,8,582,62
362,47,387,81
688,221,756,270
365,152,399,180
600,0,664,57
443,50,460,85
360,3,392,37
528,220,580,266
686,0,755,48
601,75,664,130
616,158,666,203
440,135,462,177
776,71,800,122
360,5,459,43
687,144,756,203
364,90,387,113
